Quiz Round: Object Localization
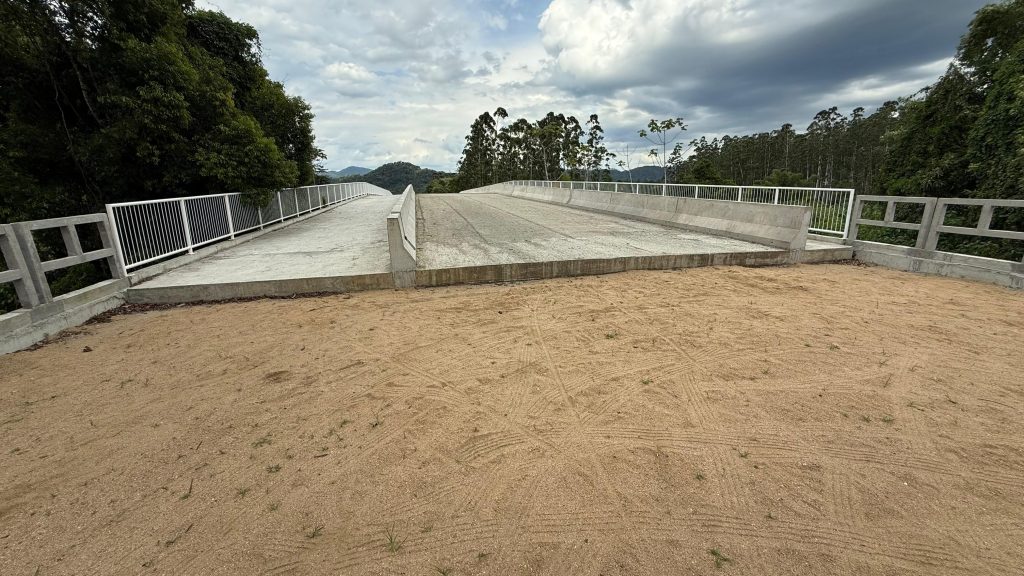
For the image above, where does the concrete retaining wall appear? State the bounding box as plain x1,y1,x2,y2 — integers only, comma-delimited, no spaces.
387,185,417,288
853,241,1024,289
476,184,811,250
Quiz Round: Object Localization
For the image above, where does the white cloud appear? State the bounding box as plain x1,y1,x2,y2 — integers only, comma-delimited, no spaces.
198,0,985,171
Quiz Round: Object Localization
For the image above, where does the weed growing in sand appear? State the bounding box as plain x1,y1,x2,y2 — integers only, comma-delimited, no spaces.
252,436,272,448
641,378,652,385
477,551,490,560
708,548,732,568
860,415,872,423
268,502,280,512
236,487,250,498
339,419,352,427
605,332,618,339
738,451,749,459
434,566,453,575
385,526,403,553
306,525,324,539
267,464,282,473
421,524,433,533
695,471,706,481
766,511,775,520
371,411,383,429
881,415,895,424
828,343,840,351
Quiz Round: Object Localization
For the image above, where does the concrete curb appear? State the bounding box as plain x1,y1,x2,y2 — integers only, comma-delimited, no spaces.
415,248,849,288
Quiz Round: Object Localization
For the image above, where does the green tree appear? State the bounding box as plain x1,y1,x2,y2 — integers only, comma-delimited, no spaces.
639,118,687,186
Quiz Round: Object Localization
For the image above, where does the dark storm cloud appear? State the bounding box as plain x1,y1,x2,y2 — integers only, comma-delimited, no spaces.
543,0,987,139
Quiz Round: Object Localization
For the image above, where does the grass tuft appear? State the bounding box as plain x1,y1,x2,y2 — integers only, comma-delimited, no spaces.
385,526,403,553
708,548,732,569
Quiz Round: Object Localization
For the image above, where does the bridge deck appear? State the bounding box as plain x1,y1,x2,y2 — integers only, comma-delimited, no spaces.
415,194,849,285
128,196,396,302
128,192,851,303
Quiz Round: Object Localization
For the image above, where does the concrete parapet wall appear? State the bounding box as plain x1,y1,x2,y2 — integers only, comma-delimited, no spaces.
853,241,1023,290
387,185,417,288
490,184,811,250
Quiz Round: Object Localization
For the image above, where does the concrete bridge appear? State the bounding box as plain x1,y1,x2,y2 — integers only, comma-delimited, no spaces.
2,180,1022,353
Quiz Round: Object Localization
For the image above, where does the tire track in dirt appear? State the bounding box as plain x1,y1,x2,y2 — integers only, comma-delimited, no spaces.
585,285,715,427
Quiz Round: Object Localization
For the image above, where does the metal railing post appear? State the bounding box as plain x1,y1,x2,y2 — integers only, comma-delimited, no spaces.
277,191,284,222
179,199,194,254
224,195,235,239
738,187,744,202
774,188,781,204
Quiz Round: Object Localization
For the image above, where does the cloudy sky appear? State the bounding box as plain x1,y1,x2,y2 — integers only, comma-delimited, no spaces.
199,0,988,171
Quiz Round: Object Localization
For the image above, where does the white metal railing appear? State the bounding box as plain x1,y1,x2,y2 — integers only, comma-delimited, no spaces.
106,182,389,273
511,180,856,238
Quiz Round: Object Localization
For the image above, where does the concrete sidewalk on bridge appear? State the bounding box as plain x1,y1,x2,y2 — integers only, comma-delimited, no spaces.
127,196,397,303
415,193,851,286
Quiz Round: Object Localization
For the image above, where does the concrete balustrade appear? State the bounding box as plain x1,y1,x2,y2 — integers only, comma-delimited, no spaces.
0,214,129,354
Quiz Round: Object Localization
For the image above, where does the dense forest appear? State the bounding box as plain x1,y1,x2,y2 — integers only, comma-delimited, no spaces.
1,0,323,224
332,162,452,194
453,0,1024,210
0,0,323,313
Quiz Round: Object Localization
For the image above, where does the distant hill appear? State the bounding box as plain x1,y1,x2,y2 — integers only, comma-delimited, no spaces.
320,166,371,180
609,166,665,183
334,162,453,194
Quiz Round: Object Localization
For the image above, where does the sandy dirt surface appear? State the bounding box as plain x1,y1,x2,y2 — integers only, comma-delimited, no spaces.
1,264,1022,576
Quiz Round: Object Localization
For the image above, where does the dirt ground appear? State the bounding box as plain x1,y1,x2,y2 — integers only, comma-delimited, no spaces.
1,264,1022,576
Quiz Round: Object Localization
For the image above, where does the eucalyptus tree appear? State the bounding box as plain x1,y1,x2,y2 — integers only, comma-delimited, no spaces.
561,115,585,180
584,114,613,181
638,118,687,186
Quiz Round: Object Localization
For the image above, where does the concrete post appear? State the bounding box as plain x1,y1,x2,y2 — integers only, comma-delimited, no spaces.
95,216,126,280
10,223,52,304
0,224,41,308
914,198,938,249
104,204,128,276
923,201,947,251
848,197,863,242
277,191,284,222
60,225,83,257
